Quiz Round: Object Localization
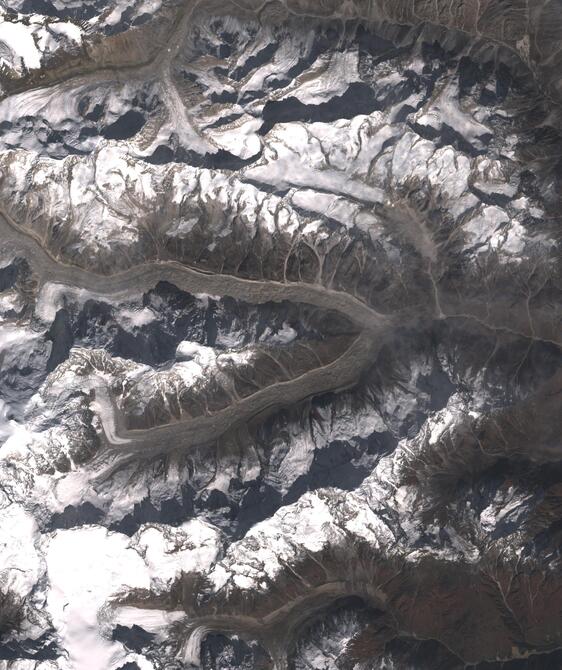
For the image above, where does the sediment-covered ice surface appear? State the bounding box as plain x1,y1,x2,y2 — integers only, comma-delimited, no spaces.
0,0,561,668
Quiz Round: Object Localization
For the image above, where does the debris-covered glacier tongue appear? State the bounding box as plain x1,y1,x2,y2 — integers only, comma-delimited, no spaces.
0,0,561,668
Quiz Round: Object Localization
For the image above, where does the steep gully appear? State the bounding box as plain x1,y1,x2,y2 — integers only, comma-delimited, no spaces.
5,0,546,102
0,6,559,505
0,208,390,456
7,0,560,161
1,201,560,459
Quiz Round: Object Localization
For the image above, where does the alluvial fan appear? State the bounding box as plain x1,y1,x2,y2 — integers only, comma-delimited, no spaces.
0,0,561,668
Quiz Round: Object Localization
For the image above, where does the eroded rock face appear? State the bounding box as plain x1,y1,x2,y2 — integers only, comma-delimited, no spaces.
0,1,561,669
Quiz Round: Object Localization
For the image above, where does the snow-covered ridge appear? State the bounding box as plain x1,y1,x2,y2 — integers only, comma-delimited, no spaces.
0,13,82,74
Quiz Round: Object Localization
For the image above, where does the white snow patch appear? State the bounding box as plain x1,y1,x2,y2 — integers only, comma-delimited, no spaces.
44,527,152,670
0,19,41,70
116,306,156,330
0,504,41,603
132,520,221,590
